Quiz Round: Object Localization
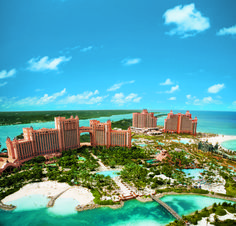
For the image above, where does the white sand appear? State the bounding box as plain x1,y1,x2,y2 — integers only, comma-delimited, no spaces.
200,135,236,147
2,181,94,206
192,210,236,225
59,186,94,205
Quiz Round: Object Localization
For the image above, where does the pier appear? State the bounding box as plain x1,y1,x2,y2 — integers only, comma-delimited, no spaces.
0,200,16,211
47,187,71,207
151,195,183,221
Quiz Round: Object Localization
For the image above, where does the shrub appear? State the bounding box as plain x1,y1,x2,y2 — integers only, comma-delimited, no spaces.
215,207,227,216
226,206,236,214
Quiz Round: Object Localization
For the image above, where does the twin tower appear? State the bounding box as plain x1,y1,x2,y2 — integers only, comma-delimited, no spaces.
6,116,131,164
6,110,197,165
132,109,197,136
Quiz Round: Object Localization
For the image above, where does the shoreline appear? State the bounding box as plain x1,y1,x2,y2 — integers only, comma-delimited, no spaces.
200,134,236,150
2,182,236,212
2,181,94,207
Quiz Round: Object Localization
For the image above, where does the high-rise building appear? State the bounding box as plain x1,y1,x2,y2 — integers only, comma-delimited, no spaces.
164,110,197,135
5,116,131,166
132,109,157,128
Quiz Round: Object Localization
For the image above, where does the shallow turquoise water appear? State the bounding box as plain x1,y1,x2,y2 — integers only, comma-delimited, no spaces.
138,144,147,147
180,140,189,144
181,169,204,180
1,111,236,151
1,194,234,226
96,170,120,178
160,195,234,217
221,139,236,151
157,141,165,145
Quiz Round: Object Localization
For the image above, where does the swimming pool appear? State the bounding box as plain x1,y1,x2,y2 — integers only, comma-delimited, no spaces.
96,170,120,178
182,169,204,180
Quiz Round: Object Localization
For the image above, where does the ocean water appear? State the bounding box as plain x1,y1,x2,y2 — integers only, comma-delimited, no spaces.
1,111,236,151
221,140,236,151
0,113,133,151
156,110,236,151
0,195,234,226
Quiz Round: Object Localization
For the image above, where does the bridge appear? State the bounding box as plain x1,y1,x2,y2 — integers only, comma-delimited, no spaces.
47,187,71,207
151,195,183,222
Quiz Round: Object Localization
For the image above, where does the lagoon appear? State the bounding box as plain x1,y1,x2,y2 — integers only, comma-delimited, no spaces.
1,194,234,226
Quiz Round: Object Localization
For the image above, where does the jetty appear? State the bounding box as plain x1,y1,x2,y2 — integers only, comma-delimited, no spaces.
151,195,183,221
0,200,16,211
47,187,70,207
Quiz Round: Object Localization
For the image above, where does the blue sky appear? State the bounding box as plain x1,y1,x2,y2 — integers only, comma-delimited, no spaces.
0,0,235,111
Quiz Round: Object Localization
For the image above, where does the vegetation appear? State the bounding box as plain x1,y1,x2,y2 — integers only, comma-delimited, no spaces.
0,110,137,125
0,166,43,200
93,145,150,167
167,202,236,226
111,119,132,130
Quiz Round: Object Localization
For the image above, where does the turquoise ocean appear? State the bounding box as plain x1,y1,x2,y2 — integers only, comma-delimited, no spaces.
0,110,236,225
0,194,235,226
1,111,236,151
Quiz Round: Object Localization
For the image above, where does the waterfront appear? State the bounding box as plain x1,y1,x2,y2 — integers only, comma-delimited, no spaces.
1,111,236,151
0,194,235,226
1,110,236,225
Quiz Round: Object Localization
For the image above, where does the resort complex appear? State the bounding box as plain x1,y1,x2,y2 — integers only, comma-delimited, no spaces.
1,110,236,226
164,110,198,135
132,109,157,128
4,116,131,166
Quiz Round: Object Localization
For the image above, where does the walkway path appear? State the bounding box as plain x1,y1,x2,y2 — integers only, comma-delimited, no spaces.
151,195,183,221
47,187,71,207
91,153,137,200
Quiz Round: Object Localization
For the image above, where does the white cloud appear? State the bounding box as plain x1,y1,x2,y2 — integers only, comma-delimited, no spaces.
233,101,236,105
217,25,236,36
160,78,173,86
17,88,66,106
0,82,7,87
186,94,191,99
27,56,71,72
186,96,222,105
80,46,93,52
166,85,179,93
121,58,141,66
61,90,105,105
163,3,210,38
0,69,16,79
168,97,176,100
111,93,142,105
208,83,225,93
0,88,67,108
107,80,135,91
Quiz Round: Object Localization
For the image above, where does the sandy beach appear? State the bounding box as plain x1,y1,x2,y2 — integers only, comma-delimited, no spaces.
2,181,94,205
200,135,236,147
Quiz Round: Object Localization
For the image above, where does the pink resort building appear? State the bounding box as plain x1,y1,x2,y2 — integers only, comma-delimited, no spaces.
132,109,157,128
3,116,131,169
164,110,197,135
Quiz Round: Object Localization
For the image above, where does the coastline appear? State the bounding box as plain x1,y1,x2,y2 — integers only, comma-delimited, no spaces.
200,134,236,150
2,181,94,207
